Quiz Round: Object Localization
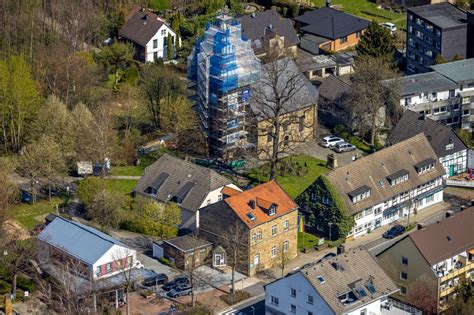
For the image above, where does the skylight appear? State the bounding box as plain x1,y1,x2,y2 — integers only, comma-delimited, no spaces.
246,213,256,221
316,276,325,284
355,287,368,298
366,283,376,294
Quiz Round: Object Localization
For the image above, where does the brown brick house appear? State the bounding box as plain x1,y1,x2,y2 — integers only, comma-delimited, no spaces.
199,181,299,276
162,235,212,271
294,6,369,54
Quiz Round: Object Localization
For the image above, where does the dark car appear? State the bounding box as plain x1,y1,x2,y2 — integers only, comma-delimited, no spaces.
162,276,190,291
166,284,192,298
383,225,406,239
142,274,168,287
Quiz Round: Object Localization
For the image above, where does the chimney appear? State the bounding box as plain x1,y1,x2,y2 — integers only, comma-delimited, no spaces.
337,244,345,255
326,0,332,7
417,223,425,230
327,153,338,169
249,199,255,209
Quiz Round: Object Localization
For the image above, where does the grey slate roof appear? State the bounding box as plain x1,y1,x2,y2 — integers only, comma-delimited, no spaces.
250,58,318,121
387,110,468,158
325,133,445,215
301,248,398,313
119,8,167,46
382,71,458,97
134,154,233,213
319,75,351,101
408,3,467,29
294,7,369,40
164,235,212,252
38,217,127,265
430,58,474,84
240,10,300,48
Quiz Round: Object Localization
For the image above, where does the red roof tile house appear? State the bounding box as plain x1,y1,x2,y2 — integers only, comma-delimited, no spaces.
199,181,299,276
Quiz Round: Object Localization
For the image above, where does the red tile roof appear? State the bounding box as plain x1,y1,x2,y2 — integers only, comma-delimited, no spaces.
224,180,298,228
221,186,241,197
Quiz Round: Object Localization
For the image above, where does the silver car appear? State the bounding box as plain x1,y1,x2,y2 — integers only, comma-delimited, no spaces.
321,135,344,148
333,142,356,153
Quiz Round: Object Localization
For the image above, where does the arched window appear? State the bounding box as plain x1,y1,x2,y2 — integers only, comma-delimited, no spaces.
283,135,289,147
299,115,305,132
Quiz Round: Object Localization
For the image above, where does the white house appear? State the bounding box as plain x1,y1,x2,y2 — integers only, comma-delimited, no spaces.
38,217,137,281
119,6,180,62
264,248,414,315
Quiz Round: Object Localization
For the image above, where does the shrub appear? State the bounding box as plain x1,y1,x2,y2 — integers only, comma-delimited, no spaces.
158,257,176,268
16,276,35,293
220,290,252,305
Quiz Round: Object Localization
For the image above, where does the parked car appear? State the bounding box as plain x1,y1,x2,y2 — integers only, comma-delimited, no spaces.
162,276,190,291
142,274,168,287
333,142,356,153
321,135,344,148
381,22,397,34
383,225,406,239
167,284,192,298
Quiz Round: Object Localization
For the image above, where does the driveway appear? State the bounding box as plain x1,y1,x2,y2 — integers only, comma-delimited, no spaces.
295,139,364,167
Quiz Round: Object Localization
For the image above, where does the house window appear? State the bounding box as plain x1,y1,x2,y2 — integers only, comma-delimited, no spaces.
360,309,367,315
299,115,305,132
271,246,277,258
272,225,277,236
322,195,330,205
96,266,102,277
267,126,273,143
106,262,112,273
310,192,317,201
283,220,289,231
463,109,470,116
153,39,158,49
290,304,296,313
161,29,166,35
254,253,260,265
257,230,262,241
252,233,257,243
218,194,223,201
340,36,348,44
153,52,158,61
283,240,289,253
290,288,296,297
374,207,382,215
400,286,407,295
400,272,408,280
270,295,279,306
307,295,314,305
356,31,361,38
269,205,276,216
283,135,289,147
426,194,434,203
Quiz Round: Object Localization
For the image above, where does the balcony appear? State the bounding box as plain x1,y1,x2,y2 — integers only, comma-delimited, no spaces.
439,260,473,283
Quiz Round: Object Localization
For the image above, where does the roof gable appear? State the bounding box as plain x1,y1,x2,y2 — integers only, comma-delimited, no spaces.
38,217,127,265
134,154,233,212
325,133,445,215
295,7,369,39
387,110,467,158
224,180,298,228
409,207,474,265
119,8,169,46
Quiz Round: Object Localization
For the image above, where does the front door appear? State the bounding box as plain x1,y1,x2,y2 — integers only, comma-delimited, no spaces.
214,253,225,267
449,164,455,177
374,218,382,229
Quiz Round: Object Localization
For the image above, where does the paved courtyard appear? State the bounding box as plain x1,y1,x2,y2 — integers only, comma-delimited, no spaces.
295,139,365,167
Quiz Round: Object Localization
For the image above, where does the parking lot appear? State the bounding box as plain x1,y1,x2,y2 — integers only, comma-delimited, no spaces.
295,138,365,167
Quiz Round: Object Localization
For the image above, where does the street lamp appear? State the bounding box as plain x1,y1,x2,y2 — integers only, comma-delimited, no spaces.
251,306,255,315
328,222,333,241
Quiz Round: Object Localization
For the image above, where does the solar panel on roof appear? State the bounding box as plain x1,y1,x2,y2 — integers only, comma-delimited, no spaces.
246,213,256,221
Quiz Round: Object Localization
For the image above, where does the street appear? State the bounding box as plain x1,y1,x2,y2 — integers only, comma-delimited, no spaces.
219,295,265,315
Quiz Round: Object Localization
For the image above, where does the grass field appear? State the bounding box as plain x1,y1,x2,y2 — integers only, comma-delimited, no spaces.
9,198,62,229
311,0,406,29
246,155,329,199
298,231,320,252
104,179,138,196
109,165,146,176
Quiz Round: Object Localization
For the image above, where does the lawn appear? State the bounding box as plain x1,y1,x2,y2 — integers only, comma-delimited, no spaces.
104,179,138,196
8,198,62,229
109,165,146,176
246,155,329,199
311,0,406,29
298,231,320,252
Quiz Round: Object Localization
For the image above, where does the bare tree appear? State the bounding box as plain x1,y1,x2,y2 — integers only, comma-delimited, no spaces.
276,241,291,278
219,221,248,305
111,248,138,315
407,280,438,314
0,157,18,239
348,56,400,146
252,56,317,179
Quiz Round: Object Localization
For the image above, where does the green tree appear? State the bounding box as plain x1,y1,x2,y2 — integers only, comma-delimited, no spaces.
355,20,395,60
77,177,104,206
149,0,169,11
88,187,124,231
447,279,474,314
96,42,136,91
0,157,18,239
161,96,198,149
434,54,447,64
0,55,40,153
457,129,473,147
140,202,180,238
296,176,355,241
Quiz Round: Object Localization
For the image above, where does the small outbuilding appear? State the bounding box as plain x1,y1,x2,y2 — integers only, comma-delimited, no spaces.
162,235,212,271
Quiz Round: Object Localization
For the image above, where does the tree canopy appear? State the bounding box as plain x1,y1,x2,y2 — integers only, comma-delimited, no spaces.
356,20,395,60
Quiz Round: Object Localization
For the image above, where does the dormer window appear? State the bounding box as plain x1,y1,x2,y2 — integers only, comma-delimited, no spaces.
348,186,371,204
269,204,277,216
414,158,436,174
386,169,409,186
145,186,158,195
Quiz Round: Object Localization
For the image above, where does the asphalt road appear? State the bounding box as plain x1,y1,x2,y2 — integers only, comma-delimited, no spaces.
238,299,265,315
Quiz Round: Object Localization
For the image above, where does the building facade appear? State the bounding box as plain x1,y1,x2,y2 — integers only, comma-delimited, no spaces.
297,134,445,240
383,58,474,131
188,15,261,160
119,6,179,62
377,207,474,313
405,3,472,74
388,110,468,177
162,235,212,271
265,248,406,315
199,181,298,276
